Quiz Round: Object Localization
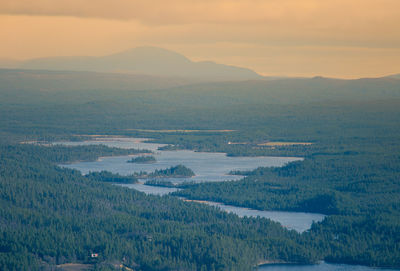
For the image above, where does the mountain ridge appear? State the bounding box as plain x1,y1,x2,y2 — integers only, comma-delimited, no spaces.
10,46,261,81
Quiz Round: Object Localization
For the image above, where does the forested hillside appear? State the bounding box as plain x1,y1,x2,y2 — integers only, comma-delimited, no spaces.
0,69,399,269
0,145,317,270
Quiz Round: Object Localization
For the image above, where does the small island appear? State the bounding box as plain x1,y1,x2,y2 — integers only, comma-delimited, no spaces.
145,179,197,188
149,165,195,178
127,155,157,164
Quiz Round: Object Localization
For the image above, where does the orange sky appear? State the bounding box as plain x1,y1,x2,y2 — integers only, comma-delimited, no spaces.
1,0,399,78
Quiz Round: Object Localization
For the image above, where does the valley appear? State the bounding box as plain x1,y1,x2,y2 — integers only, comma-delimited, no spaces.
0,67,399,270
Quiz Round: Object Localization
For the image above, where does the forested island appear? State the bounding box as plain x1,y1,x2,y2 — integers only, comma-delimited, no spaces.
149,165,195,178
127,155,156,163
133,165,195,179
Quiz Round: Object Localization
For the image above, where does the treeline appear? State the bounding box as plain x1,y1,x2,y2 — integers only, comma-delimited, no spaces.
2,143,149,164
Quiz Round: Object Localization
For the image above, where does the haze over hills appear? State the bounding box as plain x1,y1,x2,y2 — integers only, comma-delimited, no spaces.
2,47,398,81
387,73,400,79
1,47,262,81
0,58,20,69
1,69,400,107
0,69,203,93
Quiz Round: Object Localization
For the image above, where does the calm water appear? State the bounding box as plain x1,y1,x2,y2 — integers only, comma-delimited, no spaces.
58,137,324,232
119,182,180,196
258,262,400,271
187,200,325,233
58,137,302,183
57,137,324,232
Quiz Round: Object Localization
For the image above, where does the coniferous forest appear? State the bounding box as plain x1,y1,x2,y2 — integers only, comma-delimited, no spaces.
0,70,400,270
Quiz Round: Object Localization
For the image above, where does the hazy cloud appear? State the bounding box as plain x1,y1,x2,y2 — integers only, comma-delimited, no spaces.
0,0,399,78
1,0,399,46
1,0,399,26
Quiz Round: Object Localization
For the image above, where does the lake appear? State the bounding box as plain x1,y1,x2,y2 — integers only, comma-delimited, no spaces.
57,138,302,183
57,137,324,233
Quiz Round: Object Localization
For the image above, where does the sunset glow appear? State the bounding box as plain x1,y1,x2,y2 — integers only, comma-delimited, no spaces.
1,0,399,78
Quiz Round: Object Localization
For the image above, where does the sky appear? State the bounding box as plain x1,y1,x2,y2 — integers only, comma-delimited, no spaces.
0,0,399,78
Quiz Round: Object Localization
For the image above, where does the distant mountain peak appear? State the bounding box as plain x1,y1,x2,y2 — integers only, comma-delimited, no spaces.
15,47,261,81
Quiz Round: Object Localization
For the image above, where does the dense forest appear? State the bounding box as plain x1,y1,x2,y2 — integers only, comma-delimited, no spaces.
0,69,400,269
175,151,400,267
0,144,317,270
